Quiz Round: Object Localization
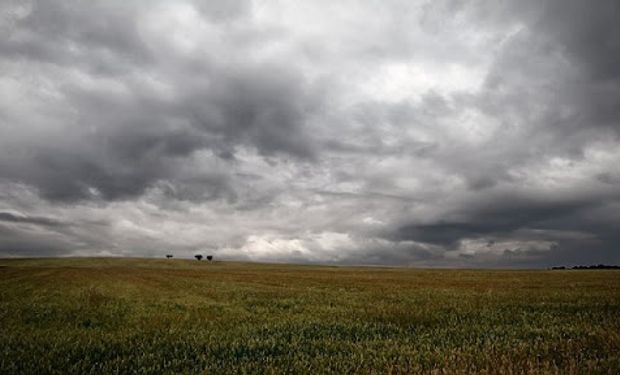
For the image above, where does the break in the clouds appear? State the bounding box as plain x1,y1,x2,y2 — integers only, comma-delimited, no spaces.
1,0,619,267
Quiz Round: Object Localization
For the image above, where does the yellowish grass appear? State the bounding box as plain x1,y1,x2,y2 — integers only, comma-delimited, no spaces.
1,258,619,373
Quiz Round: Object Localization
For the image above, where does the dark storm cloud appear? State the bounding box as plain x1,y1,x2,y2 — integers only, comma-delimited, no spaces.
322,0,620,265
336,241,442,267
540,0,620,137
0,0,319,202
536,0,620,83
392,192,617,246
482,0,620,133
0,0,619,266
0,0,151,76
0,231,67,257
184,64,319,160
0,211,63,227
0,213,74,257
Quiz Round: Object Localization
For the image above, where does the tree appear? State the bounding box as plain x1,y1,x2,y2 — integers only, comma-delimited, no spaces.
206,255,213,261
195,254,203,261
166,254,173,259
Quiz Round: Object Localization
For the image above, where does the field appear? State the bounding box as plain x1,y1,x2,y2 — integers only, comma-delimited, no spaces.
1,258,619,374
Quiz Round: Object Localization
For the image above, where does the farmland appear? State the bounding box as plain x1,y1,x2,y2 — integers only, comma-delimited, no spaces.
1,258,619,374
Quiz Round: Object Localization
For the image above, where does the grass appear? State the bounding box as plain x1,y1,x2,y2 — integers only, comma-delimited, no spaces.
1,258,619,374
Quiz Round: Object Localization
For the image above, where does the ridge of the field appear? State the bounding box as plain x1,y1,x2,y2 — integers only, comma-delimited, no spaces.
1,257,619,374
0,256,564,270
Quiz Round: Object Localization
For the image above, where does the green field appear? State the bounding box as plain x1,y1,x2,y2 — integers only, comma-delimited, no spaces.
1,258,619,374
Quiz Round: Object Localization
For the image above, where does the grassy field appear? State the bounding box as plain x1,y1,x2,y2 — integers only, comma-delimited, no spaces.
1,258,619,374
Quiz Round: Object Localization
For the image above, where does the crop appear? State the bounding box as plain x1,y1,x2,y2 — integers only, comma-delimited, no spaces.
1,258,619,374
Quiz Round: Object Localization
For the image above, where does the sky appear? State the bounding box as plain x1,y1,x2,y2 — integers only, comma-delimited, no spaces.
1,0,619,267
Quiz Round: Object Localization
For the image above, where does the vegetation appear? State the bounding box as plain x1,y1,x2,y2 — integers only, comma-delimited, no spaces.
1,258,619,374
552,264,620,270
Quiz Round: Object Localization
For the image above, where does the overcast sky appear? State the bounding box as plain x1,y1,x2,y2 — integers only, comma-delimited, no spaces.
1,0,619,267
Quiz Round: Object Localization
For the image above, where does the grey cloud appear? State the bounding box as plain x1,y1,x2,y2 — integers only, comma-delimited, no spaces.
370,0,620,261
185,64,319,160
536,0,620,83
1,0,151,76
0,216,74,257
0,0,619,266
0,211,63,227
1,0,320,203
393,196,599,245
193,0,250,22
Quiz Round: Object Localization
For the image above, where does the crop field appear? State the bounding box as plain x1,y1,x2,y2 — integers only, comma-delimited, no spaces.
1,258,619,374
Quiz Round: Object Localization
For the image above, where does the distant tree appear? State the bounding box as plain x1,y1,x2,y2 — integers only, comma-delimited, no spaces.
206,255,213,261
195,254,203,261
166,254,173,259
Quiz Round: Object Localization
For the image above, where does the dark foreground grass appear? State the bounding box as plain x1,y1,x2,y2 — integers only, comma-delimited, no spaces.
1,258,619,374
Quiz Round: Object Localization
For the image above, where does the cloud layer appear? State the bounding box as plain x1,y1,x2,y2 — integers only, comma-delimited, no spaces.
1,0,619,266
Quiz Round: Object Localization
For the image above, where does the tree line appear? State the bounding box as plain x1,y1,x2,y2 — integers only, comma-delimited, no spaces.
551,264,620,270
